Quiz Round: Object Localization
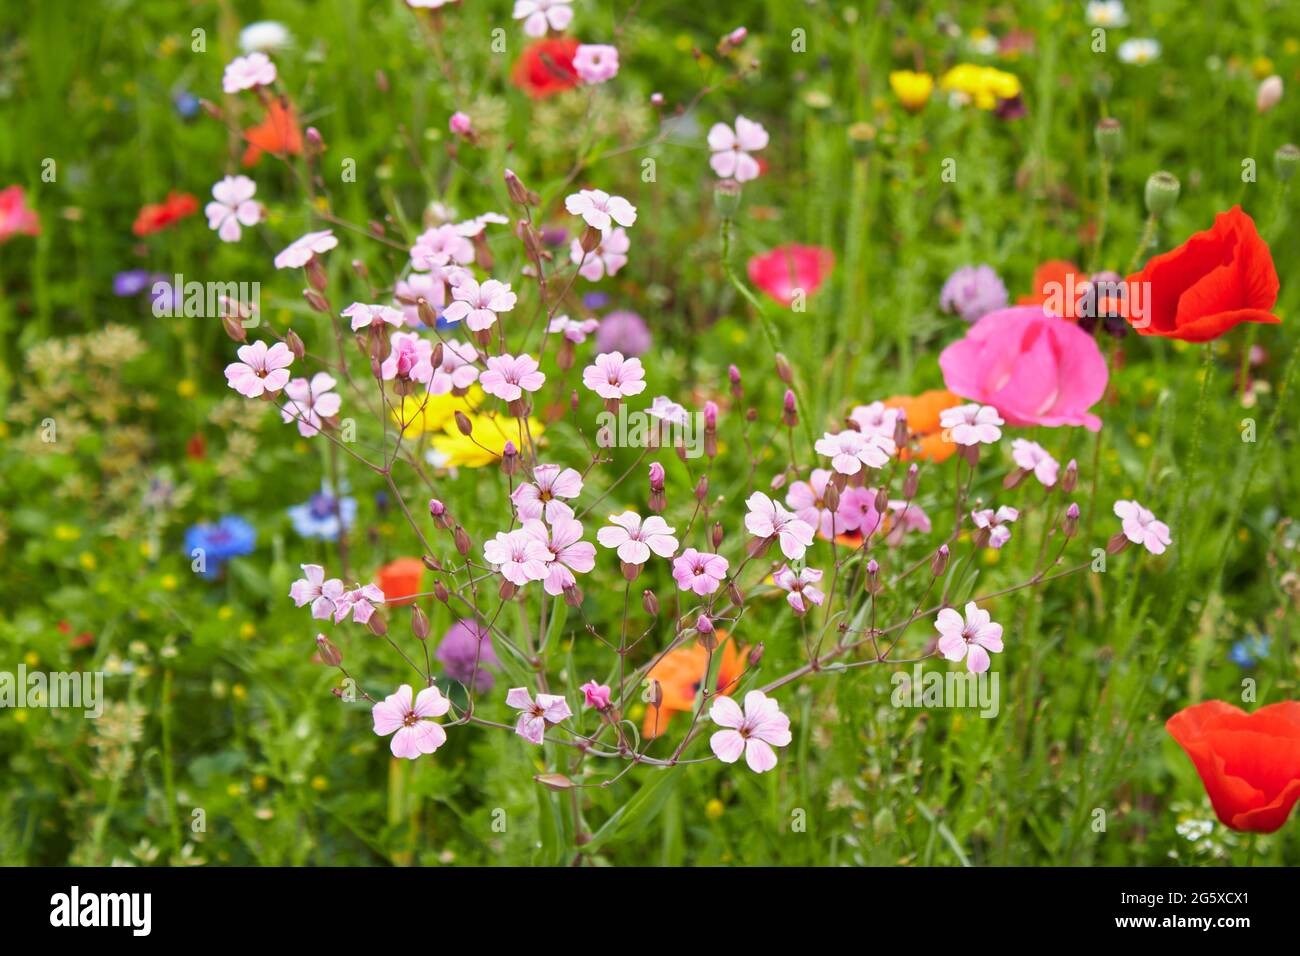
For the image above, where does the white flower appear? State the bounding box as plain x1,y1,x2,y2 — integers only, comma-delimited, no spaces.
204,176,261,243
1085,1,1128,28
239,21,293,53
512,0,574,37
939,403,1003,446
564,189,637,232
1118,38,1161,65
274,230,338,270
707,115,769,183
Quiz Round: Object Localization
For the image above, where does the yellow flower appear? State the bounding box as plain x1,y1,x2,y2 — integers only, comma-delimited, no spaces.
310,775,328,791
78,552,97,571
239,622,256,640
24,651,40,667
889,70,934,112
232,683,247,701
161,574,178,591
391,387,485,437
176,379,196,398
252,774,268,792
940,64,1021,110
429,413,545,469
54,524,81,542
705,798,725,820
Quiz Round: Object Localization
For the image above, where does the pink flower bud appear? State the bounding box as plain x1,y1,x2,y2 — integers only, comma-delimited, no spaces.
449,110,473,135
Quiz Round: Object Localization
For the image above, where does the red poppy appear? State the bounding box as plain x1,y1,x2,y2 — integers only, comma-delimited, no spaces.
1166,700,1300,833
1125,206,1280,342
132,191,198,237
242,98,303,167
377,557,425,607
511,37,580,99
746,244,834,307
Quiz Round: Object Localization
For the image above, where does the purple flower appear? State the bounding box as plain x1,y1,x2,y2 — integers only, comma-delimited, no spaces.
595,310,651,356
435,619,500,692
582,291,610,310
113,269,161,297
939,265,1008,323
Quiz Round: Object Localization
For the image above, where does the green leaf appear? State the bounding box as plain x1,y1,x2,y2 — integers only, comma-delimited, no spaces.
582,765,682,854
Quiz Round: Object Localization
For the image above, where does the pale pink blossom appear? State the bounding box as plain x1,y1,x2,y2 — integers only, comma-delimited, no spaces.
484,529,551,586
647,395,690,426
1113,500,1172,555
709,691,792,773
410,224,474,270
671,549,730,595
453,212,509,237
507,687,573,744
786,469,861,539
581,680,611,710
205,175,261,242
596,511,678,565
289,564,347,620
429,339,479,393
333,584,385,625
342,301,406,331
442,277,517,332
1011,438,1059,486
848,400,902,440
571,226,629,280
511,464,583,522
524,517,596,595
372,684,451,759
773,565,825,615
380,331,434,384
395,269,463,324
222,52,277,94
513,0,573,37
744,492,815,560
549,314,599,343
707,115,769,182
281,372,341,437
940,403,1004,446
273,229,337,270
582,351,646,400
573,44,620,84
815,429,895,475
224,340,293,397
884,500,930,547
564,189,637,232
480,353,545,402
449,111,472,136
935,602,1004,673
971,506,1020,549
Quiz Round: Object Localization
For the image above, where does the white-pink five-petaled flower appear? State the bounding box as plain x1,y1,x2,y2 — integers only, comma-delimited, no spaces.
572,44,620,85
671,548,730,596
524,518,596,596
342,301,406,331
940,403,1004,446
222,52,276,94
744,492,815,560
773,565,825,614
335,584,385,624
289,564,346,620
484,529,551,586
848,400,902,441
596,511,678,565
281,372,341,437
205,175,261,242
512,0,573,37
511,463,583,522
564,189,637,233
971,505,1020,549
709,690,792,773
372,684,451,759
480,353,545,402
582,351,646,400
707,115,769,183
1011,438,1059,486
571,226,629,280
549,314,599,343
1113,499,1172,555
935,601,1004,674
273,229,338,270
410,224,474,270
442,277,517,331
507,687,573,745
814,428,896,475
224,340,293,398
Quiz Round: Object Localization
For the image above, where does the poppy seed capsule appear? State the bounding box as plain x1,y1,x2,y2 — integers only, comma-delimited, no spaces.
1144,171,1181,217
1274,143,1300,182
1094,117,1123,159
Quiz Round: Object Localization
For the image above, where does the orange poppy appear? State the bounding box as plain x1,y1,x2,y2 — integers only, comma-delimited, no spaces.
642,634,747,739
377,557,425,607
1017,259,1083,318
242,98,303,167
131,191,198,237
884,389,962,463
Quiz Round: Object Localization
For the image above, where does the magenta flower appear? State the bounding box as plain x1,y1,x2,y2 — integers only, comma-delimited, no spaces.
581,680,611,710
786,469,861,539
442,277,517,332
372,684,451,759
381,332,434,385
838,487,883,540
507,687,573,745
565,189,637,232
939,305,1108,432
940,264,1009,322
709,691,792,773
205,175,261,242
814,429,895,475
1011,439,1059,486
484,529,551,586
971,506,1020,549
514,0,573,37
582,351,646,400
707,115,769,183
573,44,620,84
281,372,341,437
939,403,1004,446
773,565,825,615
1114,500,1172,555
524,517,596,595
480,353,545,402
848,400,902,441
222,52,277,94
430,339,479,394
671,548,730,595
744,492,815,560
549,314,599,343
448,111,472,136
225,340,293,398
571,226,629,280
289,564,347,620
935,602,1004,673
273,229,337,270
410,224,474,270
511,463,583,521
596,511,678,564
343,301,406,331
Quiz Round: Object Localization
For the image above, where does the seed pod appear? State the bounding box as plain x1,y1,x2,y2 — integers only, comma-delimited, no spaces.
1144,171,1181,217
1094,117,1123,159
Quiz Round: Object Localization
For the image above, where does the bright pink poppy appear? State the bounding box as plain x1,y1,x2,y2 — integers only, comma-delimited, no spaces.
747,244,834,307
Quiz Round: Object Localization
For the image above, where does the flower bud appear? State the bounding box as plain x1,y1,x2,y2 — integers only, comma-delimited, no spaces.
455,411,473,436
728,582,745,608
535,773,574,791
304,288,331,313
1094,117,1123,160
504,168,532,206
822,482,840,512
1061,458,1079,493
712,521,724,549
305,256,329,292
642,589,659,616
774,353,794,384
782,389,798,427
695,475,709,501
874,487,890,514
411,605,430,640
285,328,306,360
1257,75,1284,114
429,497,447,519
501,440,519,476
648,462,666,513
643,678,663,708
367,614,387,637
931,544,950,577
893,412,910,450
728,364,742,397
1063,502,1080,538
903,463,919,500
1144,171,1181,217
696,613,714,634
315,634,342,667
222,312,248,343
1275,144,1300,182
714,179,742,218
433,579,450,604
454,525,472,556
748,643,765,667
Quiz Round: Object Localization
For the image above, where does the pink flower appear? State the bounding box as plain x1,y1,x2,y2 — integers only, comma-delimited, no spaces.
511,463,583,521
573,44,620,84
883,500,930,547
1011,438,1060,486
513,0,573,36
453,212,509,237
449,111,472,136
289,564,347,620
372,684,451,759
571,226,629,280
582,351,646,400
672,549,730,595
773,565,825,614
222,52,277,94
709,691,792,773
596,511,678,565
549,314,599,343
484,529,551,586
430,339,479,394
786,469,861,539
708,115,769,182
281,372,341,437
935,602,1004,673
581,680,611,710
380,331,434,384
564,189,637,232
507,687,573,744
838,487,883,540
1114,500,1172,555
971,506,1020,549
524,517,596,595
273,229,337,270
205,175,261,242
343,301,406,331
647,395,689,426
410,224,474,270
848,400,902,440
442,277,517,332
394,270,455,324
0,185,40,241
939,403,1004,446
480,353,545,402
939,305,1108,432
744,492,815,560
747,245,834,307
336,584,385,625
815,429,895,475
225,340,293,397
